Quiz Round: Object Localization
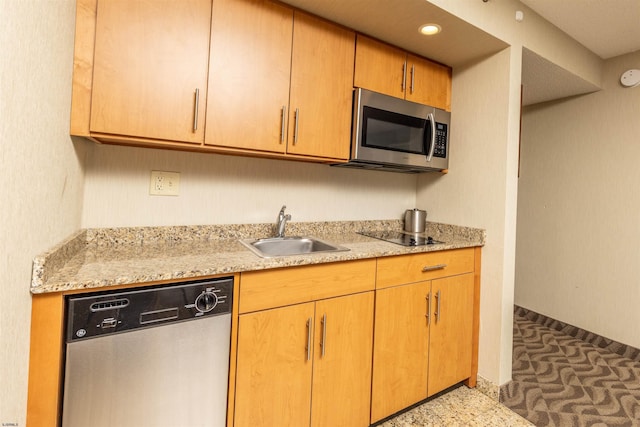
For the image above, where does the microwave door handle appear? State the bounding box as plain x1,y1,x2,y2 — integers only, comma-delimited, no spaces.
425,112,436,162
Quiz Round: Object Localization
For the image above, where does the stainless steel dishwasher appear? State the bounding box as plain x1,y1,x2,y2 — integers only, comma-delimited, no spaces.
61,277,233,427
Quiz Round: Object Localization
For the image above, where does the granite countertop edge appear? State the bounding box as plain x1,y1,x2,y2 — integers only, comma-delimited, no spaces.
31,220,486,295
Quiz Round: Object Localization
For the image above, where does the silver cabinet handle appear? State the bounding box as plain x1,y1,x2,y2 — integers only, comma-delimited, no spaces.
426,112,436,162
306,317,312,361
193,88,200,132
402,60,407,92
435,290,441,323
422,263,447,272
293,108,300,145
280,106,287,144
321,314,327,357
410,64,415,94
425,291,431,326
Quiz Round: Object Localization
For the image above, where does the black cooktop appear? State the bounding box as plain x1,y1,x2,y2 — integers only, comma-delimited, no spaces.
358,231,444,247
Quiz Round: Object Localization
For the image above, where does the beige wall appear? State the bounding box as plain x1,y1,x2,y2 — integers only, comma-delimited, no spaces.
0,0,85,424
417,47,522,385
516,50,640,349
418,0,604,386
81,144,417,228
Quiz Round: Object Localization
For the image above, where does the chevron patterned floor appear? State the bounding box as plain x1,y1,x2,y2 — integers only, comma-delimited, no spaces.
501,307,640,426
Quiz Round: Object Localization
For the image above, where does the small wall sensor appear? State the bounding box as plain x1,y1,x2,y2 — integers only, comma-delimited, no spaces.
620,69,640,88
515,11,524,22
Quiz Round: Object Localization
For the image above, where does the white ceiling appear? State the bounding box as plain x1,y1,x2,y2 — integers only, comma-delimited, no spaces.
521,48,600,105
282,0,640,106
519,0,640,105
520,0,640,59
281,0,508,67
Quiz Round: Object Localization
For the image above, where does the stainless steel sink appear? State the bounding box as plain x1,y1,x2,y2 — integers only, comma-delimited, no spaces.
240,236,349,258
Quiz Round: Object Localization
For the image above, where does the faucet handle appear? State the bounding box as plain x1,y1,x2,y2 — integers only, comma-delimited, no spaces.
277,205,287,222
276,205,290,238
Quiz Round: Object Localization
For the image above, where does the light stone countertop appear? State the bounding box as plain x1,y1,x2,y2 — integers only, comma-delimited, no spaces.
31,220,485,294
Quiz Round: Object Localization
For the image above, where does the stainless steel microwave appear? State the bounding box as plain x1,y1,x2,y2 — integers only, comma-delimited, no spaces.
335,88,451,173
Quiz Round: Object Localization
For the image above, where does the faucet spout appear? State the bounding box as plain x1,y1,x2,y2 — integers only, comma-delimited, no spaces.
276,205,291,238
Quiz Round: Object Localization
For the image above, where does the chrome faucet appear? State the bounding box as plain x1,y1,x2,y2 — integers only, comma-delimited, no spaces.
276,205,291,238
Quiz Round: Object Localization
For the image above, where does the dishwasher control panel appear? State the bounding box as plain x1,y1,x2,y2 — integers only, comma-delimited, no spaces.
65,277,233,342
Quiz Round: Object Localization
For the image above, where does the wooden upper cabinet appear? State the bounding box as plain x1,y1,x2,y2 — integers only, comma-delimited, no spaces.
206,0,293,153
71,0,447,159
89,0,211,143
287,12,355,160
354,34,452,111
354,35,406,99
207,3,355,161
407,54,452,111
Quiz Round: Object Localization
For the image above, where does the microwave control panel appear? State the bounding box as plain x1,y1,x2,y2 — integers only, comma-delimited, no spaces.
434,122,448,158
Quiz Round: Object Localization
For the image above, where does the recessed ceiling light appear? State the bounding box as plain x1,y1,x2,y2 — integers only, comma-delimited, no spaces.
419,24,441,36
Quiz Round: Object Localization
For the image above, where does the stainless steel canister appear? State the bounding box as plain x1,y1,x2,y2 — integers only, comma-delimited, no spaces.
404,209,427,233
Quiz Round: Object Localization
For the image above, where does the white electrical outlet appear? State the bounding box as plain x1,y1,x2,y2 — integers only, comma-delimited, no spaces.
149,170,180,196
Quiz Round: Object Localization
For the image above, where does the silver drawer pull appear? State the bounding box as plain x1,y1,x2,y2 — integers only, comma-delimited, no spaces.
410,64,415,94
192,88,200,132
280,105,287,143
402,60,407,92
321,314,327,357
422,264,447,272
425,291,431,326
293,108,300,145
306,317,312,361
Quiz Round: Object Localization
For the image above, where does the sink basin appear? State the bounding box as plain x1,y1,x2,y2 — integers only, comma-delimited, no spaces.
240,236,349,258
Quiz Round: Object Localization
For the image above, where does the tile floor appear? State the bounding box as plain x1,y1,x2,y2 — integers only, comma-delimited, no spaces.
380,385,533,426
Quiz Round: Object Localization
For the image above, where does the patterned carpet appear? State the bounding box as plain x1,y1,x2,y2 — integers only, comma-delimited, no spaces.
501,307,640,426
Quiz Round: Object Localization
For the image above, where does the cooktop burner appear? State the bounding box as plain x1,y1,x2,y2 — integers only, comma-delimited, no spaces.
358,231,445,247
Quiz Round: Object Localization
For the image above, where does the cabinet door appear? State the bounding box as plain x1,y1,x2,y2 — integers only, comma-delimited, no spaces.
287,12,355,159
311,292,374,427
235,303,314,427
371,282,430,423
206,0,293,153
427,273,474,396
354,35,406,99
90,0,211,143
406,54,452,111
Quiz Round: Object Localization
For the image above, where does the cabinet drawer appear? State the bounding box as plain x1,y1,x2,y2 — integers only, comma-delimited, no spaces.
239,259,376,313
376,248,474,289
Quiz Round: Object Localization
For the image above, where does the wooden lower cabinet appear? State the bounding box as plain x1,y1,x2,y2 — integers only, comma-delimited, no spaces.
427,274,474,396
235,302,314,427
371,273,475,423
234,292,374,427
26,249,479,426
371,281,430,423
